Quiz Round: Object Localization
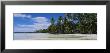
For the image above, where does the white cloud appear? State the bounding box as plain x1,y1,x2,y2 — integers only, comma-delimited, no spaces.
14,13,31,18
32,17,48,23
32,17,51,30
34,22,51,30
14,22,51,32
27,15,31,18
14,27,36,32
14,24,36,32
14,16,51,32
17,24,35,28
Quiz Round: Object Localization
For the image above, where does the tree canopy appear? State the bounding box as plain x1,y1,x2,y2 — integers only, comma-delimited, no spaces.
35,13,97,34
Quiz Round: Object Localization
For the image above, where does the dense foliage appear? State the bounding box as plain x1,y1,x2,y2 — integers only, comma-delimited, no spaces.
36,13,97,34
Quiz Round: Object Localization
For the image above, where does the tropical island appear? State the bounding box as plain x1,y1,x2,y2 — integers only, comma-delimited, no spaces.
35,13,97,34
13,13,97,40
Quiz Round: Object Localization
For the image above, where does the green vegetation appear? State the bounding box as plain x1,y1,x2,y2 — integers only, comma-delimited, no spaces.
35,13,97,34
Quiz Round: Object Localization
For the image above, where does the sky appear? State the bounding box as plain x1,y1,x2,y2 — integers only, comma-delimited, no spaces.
14,13,64,32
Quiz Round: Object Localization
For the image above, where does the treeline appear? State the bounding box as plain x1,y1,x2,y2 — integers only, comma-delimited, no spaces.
36,13,97,34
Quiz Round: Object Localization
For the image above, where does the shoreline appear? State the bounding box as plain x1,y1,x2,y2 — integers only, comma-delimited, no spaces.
14,33,97,40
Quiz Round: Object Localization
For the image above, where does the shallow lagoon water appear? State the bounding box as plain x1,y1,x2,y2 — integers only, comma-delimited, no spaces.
14,33,97,40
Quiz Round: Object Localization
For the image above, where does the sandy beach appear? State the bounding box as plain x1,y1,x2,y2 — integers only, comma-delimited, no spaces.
14,33,97,40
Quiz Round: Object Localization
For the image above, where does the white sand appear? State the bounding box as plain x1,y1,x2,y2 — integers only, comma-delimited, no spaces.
14,33,97,40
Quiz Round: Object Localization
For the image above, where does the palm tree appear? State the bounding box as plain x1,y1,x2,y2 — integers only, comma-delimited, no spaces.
47,13,97,34
78,13,97,34
57,16,64,33
50,17,55,25
48,17,56,33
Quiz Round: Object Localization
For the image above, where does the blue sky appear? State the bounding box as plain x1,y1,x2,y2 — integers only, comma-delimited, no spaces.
14,13,64,32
